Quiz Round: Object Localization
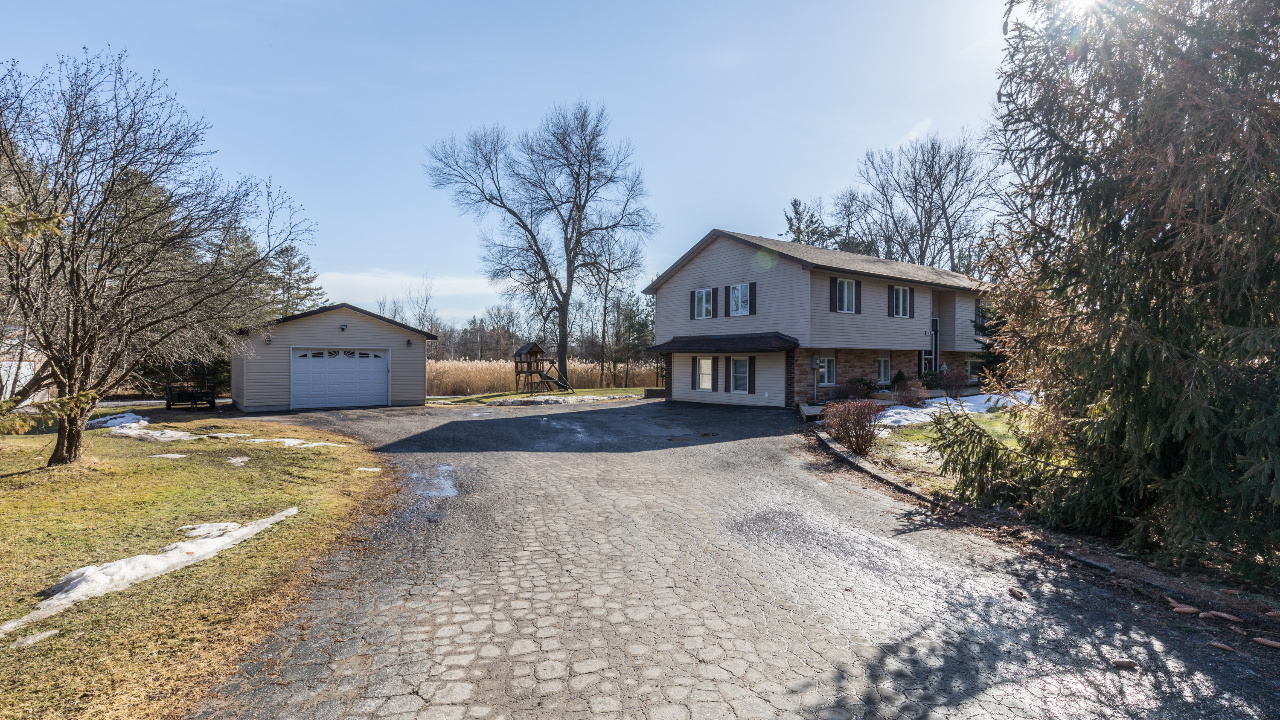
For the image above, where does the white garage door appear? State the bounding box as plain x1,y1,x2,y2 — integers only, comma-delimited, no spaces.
290,348,389,409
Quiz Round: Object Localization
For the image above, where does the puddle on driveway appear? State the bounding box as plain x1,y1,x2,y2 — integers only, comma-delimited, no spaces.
410,464,459,499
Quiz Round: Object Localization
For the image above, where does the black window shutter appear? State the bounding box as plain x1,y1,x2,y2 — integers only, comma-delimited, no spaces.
888,284,895,317
724,356,731,392
711,356,719,390
909,287,915,318
855,280,862,314
689,291,695,320
749,282,757,315
975,298,982,326
724,286,731,317
748,356,756,394
711,287,718,318
691,356,697,390
829,277,838,312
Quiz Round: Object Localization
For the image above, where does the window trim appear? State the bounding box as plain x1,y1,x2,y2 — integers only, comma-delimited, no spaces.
877,357,891,385
728,283,750,317
893,286,911,318
817,357,836,386
730,356,750,393
694,288,714,319
696,356,713,390
835,278,857,313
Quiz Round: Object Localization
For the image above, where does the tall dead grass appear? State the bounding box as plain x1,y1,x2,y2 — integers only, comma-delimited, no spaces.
426,359,659,396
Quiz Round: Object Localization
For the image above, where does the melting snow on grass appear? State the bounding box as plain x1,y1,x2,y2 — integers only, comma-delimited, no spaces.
0,507,298,638
86,412,148,428
148,454,187,459
243,438,343,448
879,392,1034,427
487,394,641,406
103,419,341,448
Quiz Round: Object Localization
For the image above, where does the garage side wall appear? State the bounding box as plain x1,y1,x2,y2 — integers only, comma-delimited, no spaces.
231,354,245,408
669,352,786,407
239,308,427,411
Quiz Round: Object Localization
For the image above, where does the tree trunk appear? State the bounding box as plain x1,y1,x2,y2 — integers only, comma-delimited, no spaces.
48,403,95,466
557,305,570,385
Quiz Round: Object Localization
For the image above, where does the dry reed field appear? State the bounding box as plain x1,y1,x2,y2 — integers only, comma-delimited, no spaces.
425,359,659,396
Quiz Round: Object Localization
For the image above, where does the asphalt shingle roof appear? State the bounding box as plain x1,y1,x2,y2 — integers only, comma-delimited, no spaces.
647,332,801,354
644,229,983,294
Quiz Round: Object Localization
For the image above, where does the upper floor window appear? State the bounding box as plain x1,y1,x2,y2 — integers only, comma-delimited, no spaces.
893,286,911,318
694,288,714,319
728,283,750,316
835,278,858,313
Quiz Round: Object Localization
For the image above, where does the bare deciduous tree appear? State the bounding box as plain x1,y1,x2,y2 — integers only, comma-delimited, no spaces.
0,50,298,465
426,102,656,376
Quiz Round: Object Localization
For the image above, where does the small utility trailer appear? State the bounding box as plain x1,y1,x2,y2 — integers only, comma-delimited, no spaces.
165,362,218,410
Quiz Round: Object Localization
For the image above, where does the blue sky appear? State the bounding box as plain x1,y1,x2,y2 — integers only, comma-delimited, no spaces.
7,0,1007,322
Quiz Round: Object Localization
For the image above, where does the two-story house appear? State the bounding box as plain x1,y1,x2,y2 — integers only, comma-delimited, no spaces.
644,229,985,408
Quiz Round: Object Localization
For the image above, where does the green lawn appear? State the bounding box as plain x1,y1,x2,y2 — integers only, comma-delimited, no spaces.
872,408,1016,495
0,407,391,720
433,386,653,406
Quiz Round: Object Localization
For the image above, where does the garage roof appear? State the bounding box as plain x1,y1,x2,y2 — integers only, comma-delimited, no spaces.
648,332,800,354
269,303,438,339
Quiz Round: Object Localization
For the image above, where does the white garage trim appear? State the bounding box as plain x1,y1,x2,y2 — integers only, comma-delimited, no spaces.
290,346,390,410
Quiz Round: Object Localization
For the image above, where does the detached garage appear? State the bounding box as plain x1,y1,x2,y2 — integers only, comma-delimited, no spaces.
231,303,436,412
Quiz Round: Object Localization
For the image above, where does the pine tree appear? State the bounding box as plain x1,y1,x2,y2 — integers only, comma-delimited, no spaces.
933,0,1280,577
269,243,327,317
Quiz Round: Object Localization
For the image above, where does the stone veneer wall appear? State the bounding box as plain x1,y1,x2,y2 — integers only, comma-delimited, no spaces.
792,348,919,404
939,351,974,373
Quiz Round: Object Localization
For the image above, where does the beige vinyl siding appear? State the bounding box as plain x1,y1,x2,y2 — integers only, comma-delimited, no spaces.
808,272,932,350
653,236,811,345
669,352,786,407
231,354,245,407
237,308,426,411
952,292,983,352
935,292,956,351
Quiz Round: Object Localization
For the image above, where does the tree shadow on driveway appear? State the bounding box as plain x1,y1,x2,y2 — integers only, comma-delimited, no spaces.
370,401,802,455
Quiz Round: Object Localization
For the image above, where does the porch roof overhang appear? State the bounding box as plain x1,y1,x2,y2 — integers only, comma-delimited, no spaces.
647,332,800,355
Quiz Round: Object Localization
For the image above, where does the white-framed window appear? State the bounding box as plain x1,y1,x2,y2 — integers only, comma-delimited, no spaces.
697,356,713,390
967,359,985,380
877,357,891,385
694,288,714,319
817,357,836,386
728,283,750,316
835,278,857,313
731,357,750,392
893,286,911,317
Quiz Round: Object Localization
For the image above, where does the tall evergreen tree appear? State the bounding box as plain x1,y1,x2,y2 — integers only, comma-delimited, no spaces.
932,0,1280,576
268,243,327,317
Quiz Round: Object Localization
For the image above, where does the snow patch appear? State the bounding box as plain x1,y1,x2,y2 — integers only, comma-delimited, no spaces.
226,456,251,467
243,438,343,448
148,454,187,459
356,467,381,472
0,508,298,638
487,394,641,406
9,629,58,649
87,412,148,428
878,392,1034,427
109,420,204,442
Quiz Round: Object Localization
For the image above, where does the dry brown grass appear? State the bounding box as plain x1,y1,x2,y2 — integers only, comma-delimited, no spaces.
0,408,395,720
426,359,658,396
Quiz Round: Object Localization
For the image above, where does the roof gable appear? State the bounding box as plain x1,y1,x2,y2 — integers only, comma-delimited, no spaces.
268,303,438,339
643,229,982,294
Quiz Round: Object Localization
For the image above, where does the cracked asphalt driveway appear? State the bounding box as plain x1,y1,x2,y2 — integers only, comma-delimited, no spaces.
194,400,1279,720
